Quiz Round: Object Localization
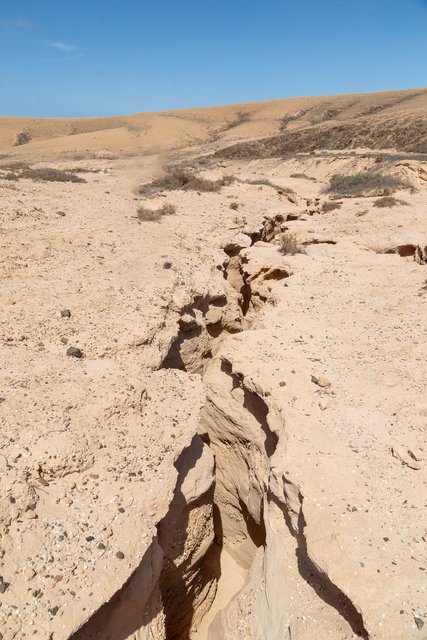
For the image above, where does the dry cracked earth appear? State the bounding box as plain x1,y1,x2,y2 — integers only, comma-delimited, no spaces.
0,89,426,639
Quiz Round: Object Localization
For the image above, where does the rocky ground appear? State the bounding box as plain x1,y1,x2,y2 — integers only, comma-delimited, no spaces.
0,90,426,639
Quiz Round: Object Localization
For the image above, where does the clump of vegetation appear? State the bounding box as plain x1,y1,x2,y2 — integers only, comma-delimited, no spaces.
279,232,304,255
373,196,399,208
1,172,19,181
325,172,412,198
322,200,342,212
137,203,176,222
138,169,234,198
290,172,315,180
13,129,32,146
245,178,295,194
223,111,252,130
0,165,86,183
230,202,239,210
20,168,86,183
0,161,30,171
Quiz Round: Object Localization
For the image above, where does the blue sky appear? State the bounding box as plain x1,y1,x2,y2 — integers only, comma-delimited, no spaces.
0,0,426,117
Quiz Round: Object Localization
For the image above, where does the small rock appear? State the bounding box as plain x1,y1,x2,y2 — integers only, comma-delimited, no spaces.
0,397,5,404
116,551,125,560
392,447,422,471
85,536,95,542
49,606,59,617
23,568,36,580
0,577,10,594
61,309,71,318
279,381,286,387
66,346,83,359
98,542,106,550
163,262,173,269
414,616,424,630
311,375,331,388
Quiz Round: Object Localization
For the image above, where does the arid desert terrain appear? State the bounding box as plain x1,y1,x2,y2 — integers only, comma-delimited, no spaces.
0,88,426,639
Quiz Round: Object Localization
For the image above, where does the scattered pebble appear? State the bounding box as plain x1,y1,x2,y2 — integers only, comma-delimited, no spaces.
311,375,331,388
414,616,424,630
61,309,71,318
0,577,9,594
66,346,83,358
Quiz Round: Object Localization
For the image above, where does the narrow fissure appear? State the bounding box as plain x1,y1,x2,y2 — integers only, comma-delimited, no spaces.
69,215,367,639
269,484,369,640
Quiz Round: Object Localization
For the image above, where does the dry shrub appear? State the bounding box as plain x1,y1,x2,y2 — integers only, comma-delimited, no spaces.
0,161,30,171
20,168,86,183
13,129,32,146
279,232,304,255
138,169,234,197
246,178,294,193
2,172,19,181
325,172,412,198
223,111,252,131
322,201,342,212
373,196,399,208
290,173,315,180
137,203,176,222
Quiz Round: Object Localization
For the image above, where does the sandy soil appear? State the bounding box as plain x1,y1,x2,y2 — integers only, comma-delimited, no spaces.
0,89,426,639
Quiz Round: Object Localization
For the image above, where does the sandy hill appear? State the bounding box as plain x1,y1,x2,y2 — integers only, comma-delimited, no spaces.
0,89,426,640
1,88,426,159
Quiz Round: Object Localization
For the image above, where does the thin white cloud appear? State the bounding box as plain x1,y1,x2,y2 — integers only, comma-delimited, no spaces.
0,18,32,28
49,41,75,52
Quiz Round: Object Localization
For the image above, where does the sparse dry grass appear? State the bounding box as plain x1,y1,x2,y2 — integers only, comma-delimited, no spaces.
137,203,176,222
325,172,412,198
279,232,304,255
138,169,234,197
